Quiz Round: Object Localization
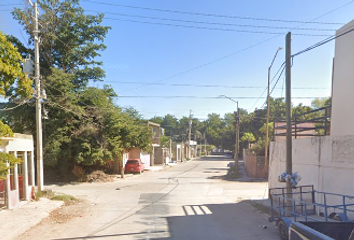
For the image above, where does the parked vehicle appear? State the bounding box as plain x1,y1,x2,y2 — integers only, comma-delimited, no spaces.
124,159,145,174
289,221,354,240
269,185,354,240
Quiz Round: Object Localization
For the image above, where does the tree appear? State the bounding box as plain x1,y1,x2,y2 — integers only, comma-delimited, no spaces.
13,0,111,89
222,112,236,151
0,31,32,99
241,133,256,149
311,97,331,109
0,121,22,179
204,113,225,148
162,114,179,138
149,116,163,125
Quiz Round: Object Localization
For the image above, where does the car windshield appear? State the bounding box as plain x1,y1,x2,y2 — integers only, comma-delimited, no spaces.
127,160,139,164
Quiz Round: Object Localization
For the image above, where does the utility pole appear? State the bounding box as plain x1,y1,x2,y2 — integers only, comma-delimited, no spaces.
169,137,172,161
285,32,293,192
235,102,239,173
188,110,192,159
204,133,207,156
265,47,283,173
31,1,44,192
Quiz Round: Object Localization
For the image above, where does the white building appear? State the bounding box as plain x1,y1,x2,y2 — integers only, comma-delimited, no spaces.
331,19,354,136
268,19,354,197
0,133,35,209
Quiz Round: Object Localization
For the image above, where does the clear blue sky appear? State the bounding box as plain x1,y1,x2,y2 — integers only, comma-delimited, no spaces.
1,0,354,120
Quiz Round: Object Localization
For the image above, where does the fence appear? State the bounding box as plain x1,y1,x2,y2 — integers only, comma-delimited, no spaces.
274,106,331,139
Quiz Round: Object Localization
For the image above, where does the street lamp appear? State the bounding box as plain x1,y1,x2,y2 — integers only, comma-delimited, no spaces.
219,95,239,173
265,47,283,171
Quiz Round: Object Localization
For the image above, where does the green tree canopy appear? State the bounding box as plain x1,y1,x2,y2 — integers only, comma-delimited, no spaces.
13,0,110,89
0,121,22,179
0,31,32,98
241,132,256,149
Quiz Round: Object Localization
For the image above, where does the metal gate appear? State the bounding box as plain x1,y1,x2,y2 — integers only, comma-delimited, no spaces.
0,179,6,209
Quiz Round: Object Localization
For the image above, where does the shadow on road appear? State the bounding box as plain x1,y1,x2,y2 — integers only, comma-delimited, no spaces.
149,201,277,240
197,156,231,162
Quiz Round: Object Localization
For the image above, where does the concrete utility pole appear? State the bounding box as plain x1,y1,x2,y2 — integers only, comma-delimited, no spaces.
204,133,207,155
285,32,293,192
31,1,44,192
235,103,240,173
219,95,239,173
188,110,192,159
265,47,283,172
169,137,172,161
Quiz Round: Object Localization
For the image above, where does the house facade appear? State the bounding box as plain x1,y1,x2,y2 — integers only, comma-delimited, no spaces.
0,133,35,209
268,19,354,199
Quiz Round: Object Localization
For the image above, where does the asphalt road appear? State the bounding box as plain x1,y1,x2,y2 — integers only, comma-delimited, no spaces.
20,156,279,240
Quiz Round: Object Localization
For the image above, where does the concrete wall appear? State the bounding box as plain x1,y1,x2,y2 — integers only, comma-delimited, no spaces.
331,19,354,136
269,136,354,196
154,148,164,165
243,150,267,178
140,151,151,168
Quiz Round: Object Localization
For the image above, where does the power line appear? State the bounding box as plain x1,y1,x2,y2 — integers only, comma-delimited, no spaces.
104,80,329,89
292,25,354,57
115,1,350,94
103,17,333,36
82,0,344,25
117,36,279,94
251,25,354,111
248,62,286,111
0,4,24,6
87,10,337,32
253,24,354,110
0,101,28,111
260,65,286,109
117,95,325,99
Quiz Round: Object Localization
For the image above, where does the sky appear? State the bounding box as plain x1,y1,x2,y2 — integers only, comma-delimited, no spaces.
1,0,354,121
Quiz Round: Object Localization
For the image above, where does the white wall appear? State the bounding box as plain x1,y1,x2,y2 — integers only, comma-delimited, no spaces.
331,19,354,136
3,134,33,152
140,151,151,168
269,136,354,196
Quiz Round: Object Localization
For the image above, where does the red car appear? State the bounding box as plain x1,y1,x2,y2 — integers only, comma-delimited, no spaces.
124,159,145,174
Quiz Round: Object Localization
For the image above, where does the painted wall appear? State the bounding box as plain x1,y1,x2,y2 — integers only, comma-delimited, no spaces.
4,133,33,152
269,136,354,197
140,151,151,168
331,19,354,136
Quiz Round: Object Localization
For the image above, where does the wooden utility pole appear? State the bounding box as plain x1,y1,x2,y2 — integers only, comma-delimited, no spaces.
285,32,293,192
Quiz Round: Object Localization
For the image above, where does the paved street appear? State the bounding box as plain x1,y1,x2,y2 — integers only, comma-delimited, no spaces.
19,156,278,240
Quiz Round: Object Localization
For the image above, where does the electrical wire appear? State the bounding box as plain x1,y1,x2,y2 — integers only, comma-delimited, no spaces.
115,1,351,94
102,81,329,89
292,25,354,57
247,62,285,111
250,24,354,111
87,10,337,32
117,96,324,99
259,65,286,109
103,17,333,36
0,101,28,111
0,4,24,6
82,0,344,25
